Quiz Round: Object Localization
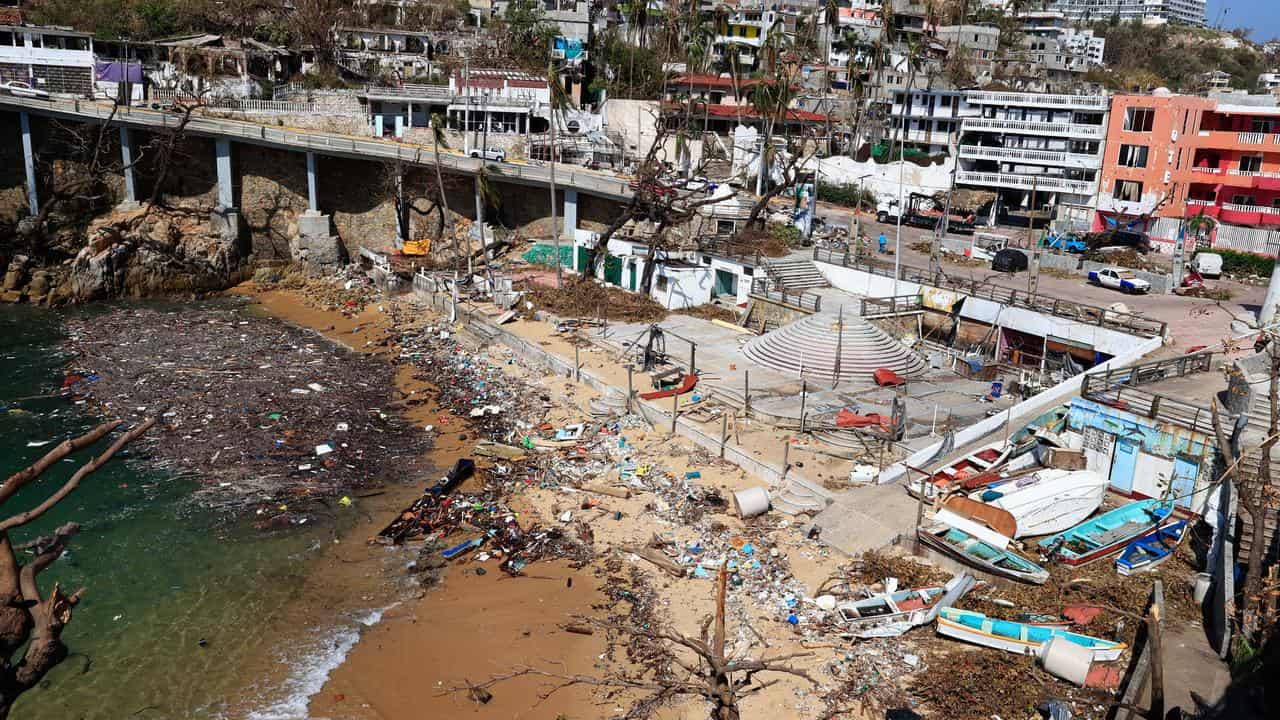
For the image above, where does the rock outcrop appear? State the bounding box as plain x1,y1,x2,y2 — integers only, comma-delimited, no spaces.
54,209,247,303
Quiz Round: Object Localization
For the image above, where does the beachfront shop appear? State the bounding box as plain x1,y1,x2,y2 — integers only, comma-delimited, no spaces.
1063,398,1215,513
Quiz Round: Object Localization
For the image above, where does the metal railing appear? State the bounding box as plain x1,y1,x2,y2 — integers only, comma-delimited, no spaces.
858,295,923,317
955,170,1096,195
0,95,635,201
1223,202,1280,216
811,247,1168,338
150,90,324,115
1081,352,1217,435
749,277,822,312
957,143,1098,167
962,116,1105,138
965,90,1109,109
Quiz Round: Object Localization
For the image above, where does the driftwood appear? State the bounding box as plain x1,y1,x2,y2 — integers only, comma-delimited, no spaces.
0,418,155,718
621,544,685,578
581,483,631,499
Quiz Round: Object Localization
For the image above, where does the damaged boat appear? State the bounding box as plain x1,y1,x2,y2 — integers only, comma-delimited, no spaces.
1038,499,1174,566
1115,519,1188,575
936,607,1126,662
835,572,976,639
972,468,1109,538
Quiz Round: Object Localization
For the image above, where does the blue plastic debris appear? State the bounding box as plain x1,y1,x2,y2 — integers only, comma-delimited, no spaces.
786,614,799,625
685,471,701,479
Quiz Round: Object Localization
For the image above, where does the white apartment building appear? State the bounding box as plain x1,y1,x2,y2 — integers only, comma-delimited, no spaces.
888,88,978,155
956,90,1110,220
0,24,95,96
1260,72,1280,92
1040,0,1205,27
713,5,780,73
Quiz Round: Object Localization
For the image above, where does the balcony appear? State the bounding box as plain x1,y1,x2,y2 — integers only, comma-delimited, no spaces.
896,129,954,144
1195,129,1280,150
956,170,1096,195
958,143,1099,168
965,90,1108,109
1219,202,1280,227
962,116,1104,139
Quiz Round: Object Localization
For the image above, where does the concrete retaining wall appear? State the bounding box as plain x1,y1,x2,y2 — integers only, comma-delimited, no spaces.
814,261,1144,356
1038,252,1080,273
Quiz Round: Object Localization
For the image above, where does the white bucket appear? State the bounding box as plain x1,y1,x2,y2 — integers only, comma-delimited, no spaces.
1193,572,1212,604
1040,636,1093,687
734,487,771,518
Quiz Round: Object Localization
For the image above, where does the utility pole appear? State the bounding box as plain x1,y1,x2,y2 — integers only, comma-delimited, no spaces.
1027,177,1039,296
549,45,561,289
462,58,471,155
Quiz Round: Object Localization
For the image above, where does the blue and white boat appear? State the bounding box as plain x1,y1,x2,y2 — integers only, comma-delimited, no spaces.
936,607,1127,662
917,522,1049,584
1116,520,1188,575
1037,499,1173,566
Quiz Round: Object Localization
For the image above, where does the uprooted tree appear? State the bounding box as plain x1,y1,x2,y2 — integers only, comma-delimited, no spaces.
0,418,155,718
458,568,815,720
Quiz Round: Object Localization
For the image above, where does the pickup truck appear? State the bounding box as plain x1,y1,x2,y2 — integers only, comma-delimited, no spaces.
1043,232,1086,253
1088,266,1151,294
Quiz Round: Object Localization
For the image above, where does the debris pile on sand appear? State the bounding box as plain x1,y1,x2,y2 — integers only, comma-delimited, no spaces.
62,302,432,521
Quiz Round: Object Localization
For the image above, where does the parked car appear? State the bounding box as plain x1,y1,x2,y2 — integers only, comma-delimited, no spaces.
0,81,49,99
468,148,506,162
1088,266,1151,294
991,248,1028,273
1087,229,1153,254
1043,232,1087,253
1192,252,1223,278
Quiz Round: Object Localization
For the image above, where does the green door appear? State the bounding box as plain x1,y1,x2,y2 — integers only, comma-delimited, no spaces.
575,246,590,274
714,269,737,297
604,255,623,286
628,262,637,291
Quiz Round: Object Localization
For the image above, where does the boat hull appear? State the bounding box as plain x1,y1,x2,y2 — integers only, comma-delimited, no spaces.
1038,499,1173,567
936,608,1125,662
979,469,1109,538
917,525,1049,584
1116,520,1188,576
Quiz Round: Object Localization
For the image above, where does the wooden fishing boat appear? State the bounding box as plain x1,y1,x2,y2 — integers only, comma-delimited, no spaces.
1115,520,1188,576
1038,499,1173,567
936,607,1126,662
835,572,976,639
916,522,1049,584
906,408,1067,501
973,469,1109,538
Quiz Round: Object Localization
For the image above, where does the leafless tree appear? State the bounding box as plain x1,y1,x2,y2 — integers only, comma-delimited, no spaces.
292,0,351,71
458,568,814,720
1212,343,1280,646
0,419,155,719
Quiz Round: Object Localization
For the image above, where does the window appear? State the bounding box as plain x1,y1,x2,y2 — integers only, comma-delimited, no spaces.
1232,195,1256,206
1113,180,1143,202
1117,144,1148,168
0,32,12,46
1123,107,1154,133
1176,148,1182,167
1240,155,1263,172
1250,118,1273,134
1182,110,1189,136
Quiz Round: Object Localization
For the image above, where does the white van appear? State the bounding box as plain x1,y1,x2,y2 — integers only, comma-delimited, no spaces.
1192,252,1223,278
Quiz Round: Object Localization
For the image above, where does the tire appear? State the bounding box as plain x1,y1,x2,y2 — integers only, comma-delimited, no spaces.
877,211,888,223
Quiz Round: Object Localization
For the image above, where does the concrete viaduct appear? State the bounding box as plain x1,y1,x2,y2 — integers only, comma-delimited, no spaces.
1,95,633,243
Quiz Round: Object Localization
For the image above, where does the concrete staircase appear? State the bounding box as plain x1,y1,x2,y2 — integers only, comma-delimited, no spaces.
764,256,829,291
742,313,928,383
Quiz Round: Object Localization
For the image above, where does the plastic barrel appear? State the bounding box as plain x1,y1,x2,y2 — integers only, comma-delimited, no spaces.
1040,636,1093,687
733,487,771,518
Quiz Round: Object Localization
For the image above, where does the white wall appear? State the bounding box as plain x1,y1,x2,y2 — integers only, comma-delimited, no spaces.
815,261,1142,356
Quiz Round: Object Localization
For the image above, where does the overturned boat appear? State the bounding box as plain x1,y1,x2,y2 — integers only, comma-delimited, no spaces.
916,501,1049,585
973,469,1109,538
835,572,976,639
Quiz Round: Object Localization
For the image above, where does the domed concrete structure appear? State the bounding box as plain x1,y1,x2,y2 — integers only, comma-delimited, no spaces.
742,312,927,383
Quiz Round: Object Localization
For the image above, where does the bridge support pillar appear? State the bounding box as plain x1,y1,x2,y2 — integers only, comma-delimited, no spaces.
562,188,578,239
210,139,240,241
118,127,140,210
19,112,38,217
306,151,319,212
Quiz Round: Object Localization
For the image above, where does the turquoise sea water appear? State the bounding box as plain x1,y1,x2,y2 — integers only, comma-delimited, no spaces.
1,304,405,719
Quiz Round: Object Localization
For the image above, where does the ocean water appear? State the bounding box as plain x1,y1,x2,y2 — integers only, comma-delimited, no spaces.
1,304,405,719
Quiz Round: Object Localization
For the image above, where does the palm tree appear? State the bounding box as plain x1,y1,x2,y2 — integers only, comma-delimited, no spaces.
429,113,458,274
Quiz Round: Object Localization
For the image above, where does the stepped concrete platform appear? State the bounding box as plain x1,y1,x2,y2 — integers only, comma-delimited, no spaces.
765,254,829,291
742,312,928,383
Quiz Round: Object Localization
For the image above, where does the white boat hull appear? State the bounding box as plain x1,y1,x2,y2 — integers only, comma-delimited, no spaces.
980,469,1109,538
937,615,1124,662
